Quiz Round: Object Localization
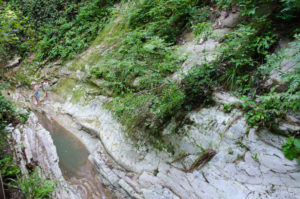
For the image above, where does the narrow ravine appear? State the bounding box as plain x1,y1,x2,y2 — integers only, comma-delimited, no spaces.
1,5,299,198
35,111,113,199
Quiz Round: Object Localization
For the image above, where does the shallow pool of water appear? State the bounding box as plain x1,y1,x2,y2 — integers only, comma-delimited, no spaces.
50,119,89,178
35,111,113,199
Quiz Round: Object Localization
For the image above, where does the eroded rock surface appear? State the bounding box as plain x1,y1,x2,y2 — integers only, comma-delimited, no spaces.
9,113,81,199
171,13,239,81
5,81,300,199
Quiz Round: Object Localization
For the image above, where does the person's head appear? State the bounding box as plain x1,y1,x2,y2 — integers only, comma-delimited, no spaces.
32,82,40,89
31,82,37,87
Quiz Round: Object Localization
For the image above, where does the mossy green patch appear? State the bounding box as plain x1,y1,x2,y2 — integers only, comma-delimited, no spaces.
53,78,77,100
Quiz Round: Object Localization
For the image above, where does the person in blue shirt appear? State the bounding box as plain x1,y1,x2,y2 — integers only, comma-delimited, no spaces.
32,82,41,106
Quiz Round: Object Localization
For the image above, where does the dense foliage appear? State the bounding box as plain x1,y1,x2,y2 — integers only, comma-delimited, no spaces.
241,36,300,129
1,0,119,62
35,0,119,60
207,0,300,131
182,64,215,109
88,0,300,142
0,2,35,63
0,94,28,129
128,0,194,43
2,0,300,154
90,0,205,136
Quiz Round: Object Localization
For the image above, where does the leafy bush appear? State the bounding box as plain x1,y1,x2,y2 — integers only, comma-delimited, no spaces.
282,136,300,163
0,3,35,61
6,0,119,61
107,83,185,135
10,0,75,27
0,95,29,129
193,22,213,40
128,0,194,43
36,0,118,60
217,21,277,90
277,0,300,19
154,84,185,119
242,36,300,129
190,5,212,23
13,167,56,199
223,104,232,113
0,156,20,179
91,31,181,94
241,95,284,129
182,64,215,109
215,0,300,19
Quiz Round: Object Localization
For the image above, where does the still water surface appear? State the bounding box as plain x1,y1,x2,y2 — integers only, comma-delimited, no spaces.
36,111,112,199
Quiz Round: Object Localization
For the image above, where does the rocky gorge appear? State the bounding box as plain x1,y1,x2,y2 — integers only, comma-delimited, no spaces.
1,1,300,198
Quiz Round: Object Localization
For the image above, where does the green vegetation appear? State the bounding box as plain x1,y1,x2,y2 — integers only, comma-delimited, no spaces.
88,0,218,138
92,30,186,135
206,0,300,132
128,0,195,43
13,167,56,199
34,0,119,60
215,0,300,19
90,0,208,136
223,104,232,113
282,136,300,163
0,2,35,63
193,22,212,40
1,0,120,62
241,36,300,129
182,64,215,109
0,94,29,129
2,0,300,156
87,0,300,143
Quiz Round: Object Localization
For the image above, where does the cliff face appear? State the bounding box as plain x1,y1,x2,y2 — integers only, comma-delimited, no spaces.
8,111,112,199
8,113,81,199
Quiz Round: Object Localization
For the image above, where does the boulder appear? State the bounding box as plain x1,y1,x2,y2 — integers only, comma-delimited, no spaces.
213,11,241,29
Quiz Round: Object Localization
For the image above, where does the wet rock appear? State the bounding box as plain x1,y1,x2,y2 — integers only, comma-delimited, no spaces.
60,93,300,198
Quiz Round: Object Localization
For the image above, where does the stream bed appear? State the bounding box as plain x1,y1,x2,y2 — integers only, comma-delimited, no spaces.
36,111,112,199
